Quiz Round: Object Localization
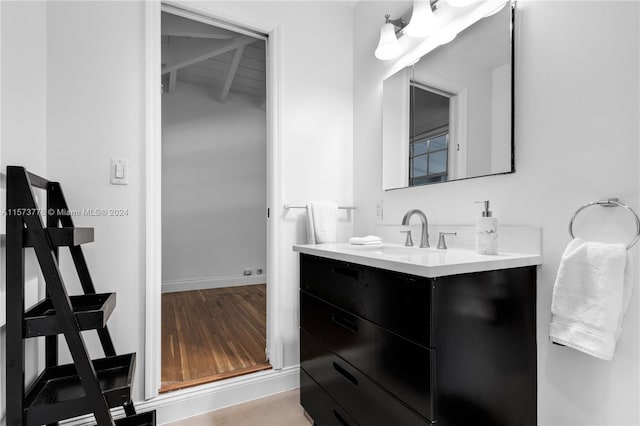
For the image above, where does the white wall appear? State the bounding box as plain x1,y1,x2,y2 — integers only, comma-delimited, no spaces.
0,1,49,422
41,0,353,411
162,82,266,290
354,1,639,425
190,1,354,368
46,0,147,401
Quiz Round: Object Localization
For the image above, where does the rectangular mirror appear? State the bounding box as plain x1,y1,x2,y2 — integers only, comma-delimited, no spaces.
383,1,514,190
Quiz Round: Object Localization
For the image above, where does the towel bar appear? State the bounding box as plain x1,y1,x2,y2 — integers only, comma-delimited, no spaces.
284,204,356,210
569,198,640,249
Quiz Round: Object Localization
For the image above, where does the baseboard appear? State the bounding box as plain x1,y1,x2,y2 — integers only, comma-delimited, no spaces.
161,274,266,293
60,366,300,425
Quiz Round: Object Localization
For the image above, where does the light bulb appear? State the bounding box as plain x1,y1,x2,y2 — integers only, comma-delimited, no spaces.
375,22,401,60
447,0,478,7
404,0,436,38
484,0,508,17
433,26,458,46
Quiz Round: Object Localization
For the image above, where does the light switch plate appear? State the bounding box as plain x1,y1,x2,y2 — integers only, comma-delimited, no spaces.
110,158,128,185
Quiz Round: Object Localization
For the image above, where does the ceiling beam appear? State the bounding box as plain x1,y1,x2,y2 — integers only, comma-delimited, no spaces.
219,45,246,103
163,38,229,65
162,13,235,40
163,31,234,40
162,37,254,75
168,71,177,93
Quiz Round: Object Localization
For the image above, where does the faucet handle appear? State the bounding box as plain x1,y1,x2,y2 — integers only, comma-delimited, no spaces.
437,232,457,250
400,230,414,247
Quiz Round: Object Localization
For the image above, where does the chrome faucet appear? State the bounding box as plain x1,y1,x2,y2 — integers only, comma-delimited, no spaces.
401,209,430,248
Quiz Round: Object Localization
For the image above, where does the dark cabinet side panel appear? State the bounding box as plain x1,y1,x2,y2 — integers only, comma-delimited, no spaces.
434,267,537,426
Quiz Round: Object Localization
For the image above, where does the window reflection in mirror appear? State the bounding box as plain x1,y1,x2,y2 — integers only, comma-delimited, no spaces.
410,83,450,186
382,1,514,191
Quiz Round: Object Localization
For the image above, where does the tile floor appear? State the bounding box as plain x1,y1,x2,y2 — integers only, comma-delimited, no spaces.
164,389,311,426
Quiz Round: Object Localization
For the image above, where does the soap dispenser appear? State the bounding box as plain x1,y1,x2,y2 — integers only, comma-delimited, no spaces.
475,200,498,255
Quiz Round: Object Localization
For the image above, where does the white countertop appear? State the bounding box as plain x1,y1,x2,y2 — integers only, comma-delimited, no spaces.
293,243,542,278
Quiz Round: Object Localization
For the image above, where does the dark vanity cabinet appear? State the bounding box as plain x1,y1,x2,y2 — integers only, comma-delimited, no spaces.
299,253,537,426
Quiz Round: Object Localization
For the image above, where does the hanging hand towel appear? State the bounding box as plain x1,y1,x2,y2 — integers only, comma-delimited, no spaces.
306,202,338,244
549,238,631,360
305,204,316,244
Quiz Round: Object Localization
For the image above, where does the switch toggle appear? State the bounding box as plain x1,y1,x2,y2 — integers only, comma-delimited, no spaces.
115,163,124,179
110,158,128,185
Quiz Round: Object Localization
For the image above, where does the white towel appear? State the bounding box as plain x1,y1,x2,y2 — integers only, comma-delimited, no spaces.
549,238,632,360
349,235,383,245
306,202,337,244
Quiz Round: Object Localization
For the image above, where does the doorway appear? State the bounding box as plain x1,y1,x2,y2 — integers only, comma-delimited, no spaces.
159,10,270,393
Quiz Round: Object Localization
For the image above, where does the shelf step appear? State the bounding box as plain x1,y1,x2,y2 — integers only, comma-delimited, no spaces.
116,411,157,426
24,353,136,426
23,227,94,247
24,293,116,338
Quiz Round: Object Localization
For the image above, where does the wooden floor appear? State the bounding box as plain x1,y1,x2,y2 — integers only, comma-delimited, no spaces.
161,284,271,393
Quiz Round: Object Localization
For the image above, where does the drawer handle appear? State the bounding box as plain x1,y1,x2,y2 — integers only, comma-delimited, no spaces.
332,266,358,280
333,361,358,386
333,409,350,426
331,314,358,334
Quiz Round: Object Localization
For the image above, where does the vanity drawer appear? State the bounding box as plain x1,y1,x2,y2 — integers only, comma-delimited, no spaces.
300,291,372,373
300,254,366,314
300,254,433,347
300,369,358,426
364,266,433,347
301,331,432,426
300,292,436,421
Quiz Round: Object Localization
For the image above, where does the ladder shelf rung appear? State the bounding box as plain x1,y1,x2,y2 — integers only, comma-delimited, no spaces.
26,171,50,189
23,227,94,247
24,293,116,338
23,353,136,426
115,410,157,426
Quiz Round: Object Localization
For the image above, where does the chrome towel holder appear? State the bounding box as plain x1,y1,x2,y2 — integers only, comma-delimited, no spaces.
569,198,640,250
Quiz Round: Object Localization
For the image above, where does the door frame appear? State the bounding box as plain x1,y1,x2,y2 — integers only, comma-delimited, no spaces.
144,0,283,400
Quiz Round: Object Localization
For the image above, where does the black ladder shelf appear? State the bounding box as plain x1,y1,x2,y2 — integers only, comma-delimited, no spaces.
6,166,156,426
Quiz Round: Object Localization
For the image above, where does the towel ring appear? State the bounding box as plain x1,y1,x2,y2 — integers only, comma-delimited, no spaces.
569,198,640,250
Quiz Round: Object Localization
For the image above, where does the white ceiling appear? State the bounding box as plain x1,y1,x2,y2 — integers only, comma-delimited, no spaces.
161,12,266,102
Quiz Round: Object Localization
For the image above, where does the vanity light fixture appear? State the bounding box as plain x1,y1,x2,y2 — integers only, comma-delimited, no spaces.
375,0,440,60
375,0,507,61
404,0,436,38
374,14,406,60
